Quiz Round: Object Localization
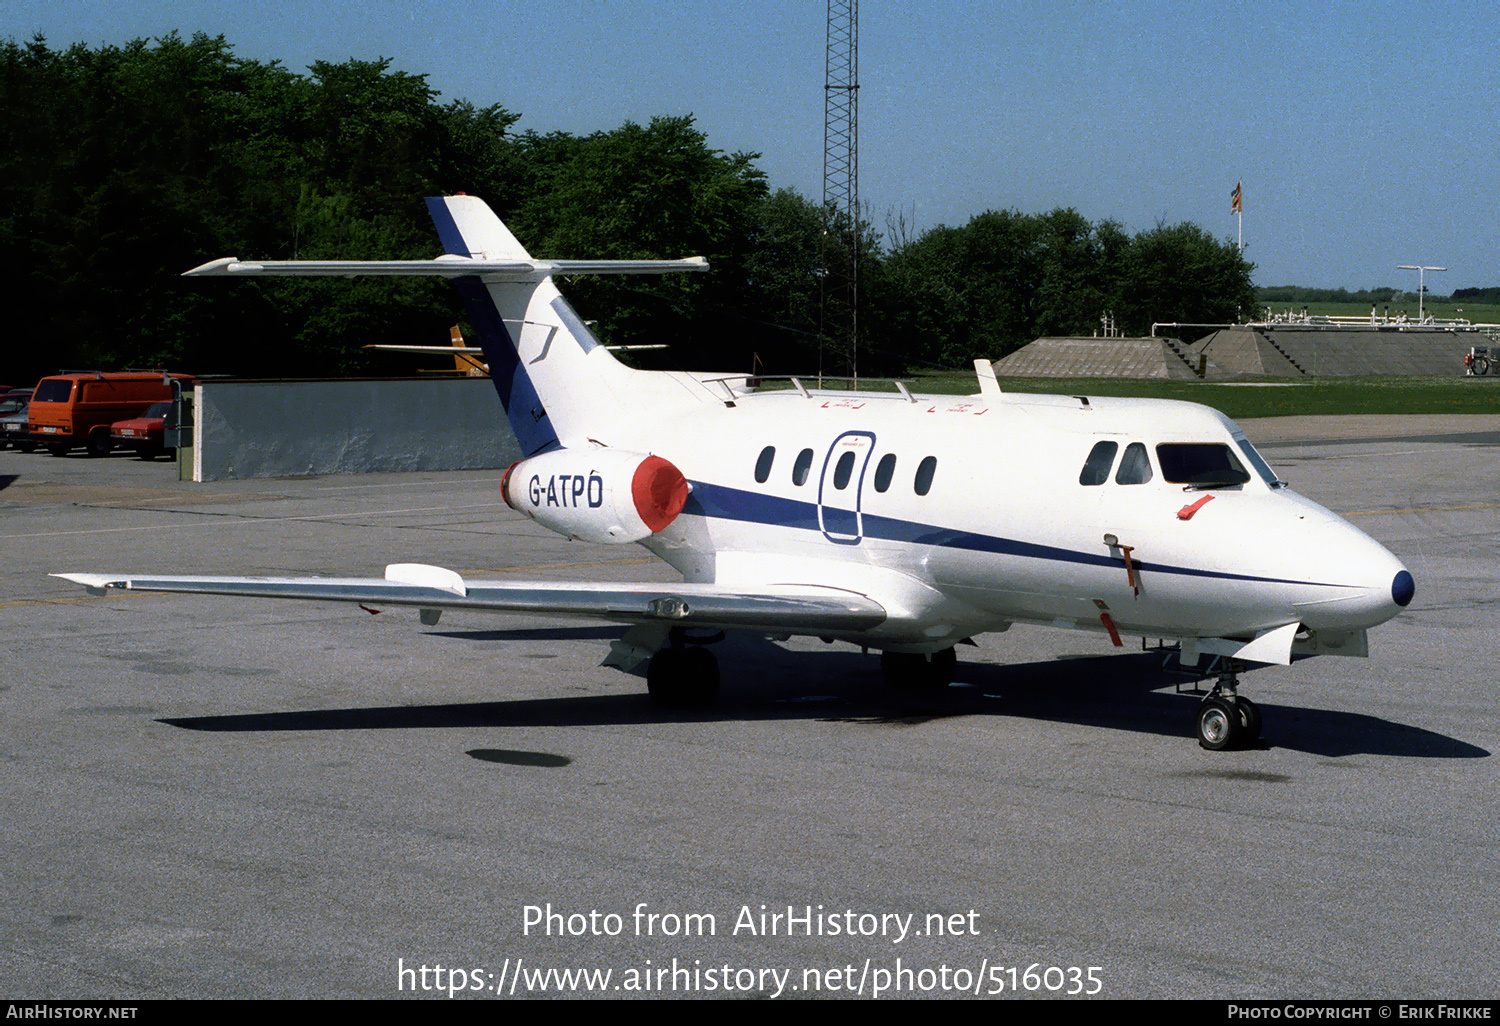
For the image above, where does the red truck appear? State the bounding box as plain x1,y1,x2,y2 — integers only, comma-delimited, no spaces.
27,372,193,456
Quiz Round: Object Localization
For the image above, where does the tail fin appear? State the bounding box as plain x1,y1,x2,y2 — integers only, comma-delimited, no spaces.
183,194,709,457
423,195,695,456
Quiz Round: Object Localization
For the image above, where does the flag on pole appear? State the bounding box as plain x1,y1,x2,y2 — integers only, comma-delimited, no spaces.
1231,181,1242,214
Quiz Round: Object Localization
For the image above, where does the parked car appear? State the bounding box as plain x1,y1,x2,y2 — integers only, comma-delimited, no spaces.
0,389,35,452
110,401,175,459
27,372,192,456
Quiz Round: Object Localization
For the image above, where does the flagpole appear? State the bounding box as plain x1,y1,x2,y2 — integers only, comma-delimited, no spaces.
1232,180,1244,253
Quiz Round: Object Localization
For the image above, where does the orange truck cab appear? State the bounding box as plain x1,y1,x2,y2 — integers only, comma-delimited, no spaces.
27,372,194,456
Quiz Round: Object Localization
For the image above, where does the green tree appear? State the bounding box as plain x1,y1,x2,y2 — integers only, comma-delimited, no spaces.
506,115,769,368
0,34,523,382
737,188,827,370
1114,222,1255,334
878,222,974,367
1033,208,1107,338
0,30,1261,385
878,209,1255,367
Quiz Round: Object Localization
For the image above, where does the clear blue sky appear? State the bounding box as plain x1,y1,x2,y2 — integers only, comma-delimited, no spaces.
5,0,1494,291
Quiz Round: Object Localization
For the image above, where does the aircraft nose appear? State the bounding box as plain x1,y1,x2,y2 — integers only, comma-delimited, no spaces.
1292,524,1413,631
1392,568,1415,608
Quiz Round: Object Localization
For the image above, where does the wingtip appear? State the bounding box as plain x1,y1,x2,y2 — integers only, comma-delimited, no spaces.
181,257,240,277
52,572,122,596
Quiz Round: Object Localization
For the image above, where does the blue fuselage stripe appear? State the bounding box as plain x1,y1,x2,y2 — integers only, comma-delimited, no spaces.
684,480,1333,589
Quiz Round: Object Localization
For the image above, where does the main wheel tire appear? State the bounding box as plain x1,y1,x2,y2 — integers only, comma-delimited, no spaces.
930,646,957,686
646,646,720,708
1236,697,1262,742
881,647,958,690
1197,698,1239,750
1474,356,1490,376
86,428,113,457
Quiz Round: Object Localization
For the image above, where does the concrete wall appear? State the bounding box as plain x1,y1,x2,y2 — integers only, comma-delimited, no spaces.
193,377,520,481
1191,326,1480,378
991,337,1203,379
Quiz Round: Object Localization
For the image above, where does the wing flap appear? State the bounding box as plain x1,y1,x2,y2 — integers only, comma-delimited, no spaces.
51,570,886,633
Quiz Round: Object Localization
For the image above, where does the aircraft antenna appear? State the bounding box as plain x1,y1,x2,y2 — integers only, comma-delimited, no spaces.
821,0,859,384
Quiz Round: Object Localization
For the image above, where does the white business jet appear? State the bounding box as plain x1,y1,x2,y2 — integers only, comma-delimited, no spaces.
55,195,1414,750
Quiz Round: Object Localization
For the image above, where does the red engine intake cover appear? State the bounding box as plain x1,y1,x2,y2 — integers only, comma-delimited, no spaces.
632,455,690,532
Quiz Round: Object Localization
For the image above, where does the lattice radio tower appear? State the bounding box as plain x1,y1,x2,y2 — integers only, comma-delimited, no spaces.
821,0,859,381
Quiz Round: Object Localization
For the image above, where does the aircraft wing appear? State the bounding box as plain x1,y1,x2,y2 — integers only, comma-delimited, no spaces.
363,345,483,354
182,256,708,280
51,564,887,634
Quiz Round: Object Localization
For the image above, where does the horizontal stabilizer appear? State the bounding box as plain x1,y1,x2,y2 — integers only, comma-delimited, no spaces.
182,255,708,280
51,572,886,634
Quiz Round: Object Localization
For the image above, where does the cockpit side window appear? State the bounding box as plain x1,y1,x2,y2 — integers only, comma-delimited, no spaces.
1115,442,1153,485
1231,432,1285,488
1156,443,1251,489
1079,441,1118,486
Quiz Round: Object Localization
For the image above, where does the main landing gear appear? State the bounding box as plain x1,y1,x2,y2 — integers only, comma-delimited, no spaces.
1194,660,1262,750
879,647,958,690
645,629,722,708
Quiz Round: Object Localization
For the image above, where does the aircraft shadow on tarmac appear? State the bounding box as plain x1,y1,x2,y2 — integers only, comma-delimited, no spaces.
160,631,1487,761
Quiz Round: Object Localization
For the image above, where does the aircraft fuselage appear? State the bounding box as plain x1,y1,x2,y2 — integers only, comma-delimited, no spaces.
610,386,1410,659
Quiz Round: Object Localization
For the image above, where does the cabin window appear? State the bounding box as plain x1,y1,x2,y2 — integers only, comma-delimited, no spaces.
1115,442,1153,485
754,445,775,483
914,456,938,496
833,450,856,489
792,448,814,486
1156,443,1251,489
873,453,897,492
1079,441,1118,485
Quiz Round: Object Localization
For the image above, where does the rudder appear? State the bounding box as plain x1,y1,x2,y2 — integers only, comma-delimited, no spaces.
425,195,616,457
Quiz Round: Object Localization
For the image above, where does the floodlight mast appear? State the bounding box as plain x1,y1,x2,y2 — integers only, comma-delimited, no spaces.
1398,264,1446,321
821,0,859,384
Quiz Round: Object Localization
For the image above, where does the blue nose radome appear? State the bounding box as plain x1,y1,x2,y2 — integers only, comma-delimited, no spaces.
1392,570,1415,608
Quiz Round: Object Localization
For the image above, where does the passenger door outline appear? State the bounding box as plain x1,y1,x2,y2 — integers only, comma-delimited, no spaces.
817,431,876,544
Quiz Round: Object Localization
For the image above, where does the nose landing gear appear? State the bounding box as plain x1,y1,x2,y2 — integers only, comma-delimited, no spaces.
1195,661,1262,750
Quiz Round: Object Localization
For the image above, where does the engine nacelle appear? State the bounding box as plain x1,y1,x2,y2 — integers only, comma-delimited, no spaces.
501,448,690,544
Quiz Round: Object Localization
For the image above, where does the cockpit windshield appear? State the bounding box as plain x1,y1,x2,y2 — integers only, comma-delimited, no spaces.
1230,431,1286,488
1155,443,1252,490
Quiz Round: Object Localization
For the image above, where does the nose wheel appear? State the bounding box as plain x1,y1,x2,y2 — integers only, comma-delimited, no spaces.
1195,662,1261,750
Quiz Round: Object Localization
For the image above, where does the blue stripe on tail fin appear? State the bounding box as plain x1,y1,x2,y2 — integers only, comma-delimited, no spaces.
425,197,561,458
